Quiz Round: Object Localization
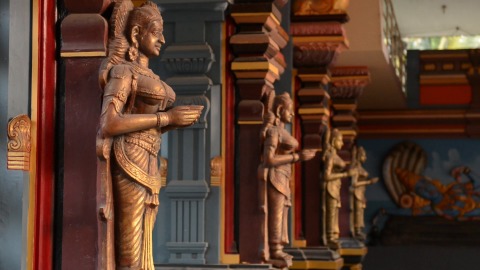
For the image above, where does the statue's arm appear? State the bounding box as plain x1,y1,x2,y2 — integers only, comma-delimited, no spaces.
263,128,297,167
98,65,159,138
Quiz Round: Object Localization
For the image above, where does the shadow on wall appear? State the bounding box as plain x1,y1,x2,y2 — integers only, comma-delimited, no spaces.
364,246,480,270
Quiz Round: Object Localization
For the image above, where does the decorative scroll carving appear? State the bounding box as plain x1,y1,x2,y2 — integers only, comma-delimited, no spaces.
210,156,223,186
294,42,344,67
330,82,368,99
7,114,31,171
162,44,215,75
291,22,345,36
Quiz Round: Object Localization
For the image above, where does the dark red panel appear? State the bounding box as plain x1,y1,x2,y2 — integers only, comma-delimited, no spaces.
420,85,472,105
339,177,350,237
61,58,103,270
238,125,263,263
34,0,56,268
64,0,111,14
293,80,303,241
61,14,108,53
303,156,322,246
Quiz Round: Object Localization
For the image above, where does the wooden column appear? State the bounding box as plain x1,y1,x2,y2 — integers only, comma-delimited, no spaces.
230,0,289,264
330,66,370,238
60,1,109,269
291,21,348,247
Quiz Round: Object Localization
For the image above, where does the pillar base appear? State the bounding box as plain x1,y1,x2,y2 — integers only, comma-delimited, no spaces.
156,264,274,269
285,247,344,270
338,239,367,270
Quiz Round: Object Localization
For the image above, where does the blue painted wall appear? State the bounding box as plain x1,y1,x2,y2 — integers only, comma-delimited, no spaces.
358,138,480,233
0,0,31,269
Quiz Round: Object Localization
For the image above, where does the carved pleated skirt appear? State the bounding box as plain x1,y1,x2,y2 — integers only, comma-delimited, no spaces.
112,138,160,270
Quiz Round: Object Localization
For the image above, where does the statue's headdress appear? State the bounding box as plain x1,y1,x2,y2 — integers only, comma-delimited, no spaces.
99,1,163,89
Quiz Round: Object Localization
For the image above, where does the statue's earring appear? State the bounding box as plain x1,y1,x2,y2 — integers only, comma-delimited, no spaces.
128,41,139,61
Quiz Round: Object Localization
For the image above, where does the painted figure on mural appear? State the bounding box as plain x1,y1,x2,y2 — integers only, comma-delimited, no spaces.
96,1,202,269
350,146,378,241
258,92,316,268
323,128,356,249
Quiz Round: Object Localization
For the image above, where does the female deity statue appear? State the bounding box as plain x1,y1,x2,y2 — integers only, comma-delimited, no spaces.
323,129,356,249
258,92,316,268
96,1,202,269
350,146,378,241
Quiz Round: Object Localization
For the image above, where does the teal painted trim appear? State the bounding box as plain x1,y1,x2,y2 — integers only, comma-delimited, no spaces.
165,180,210,198
166,242,209,264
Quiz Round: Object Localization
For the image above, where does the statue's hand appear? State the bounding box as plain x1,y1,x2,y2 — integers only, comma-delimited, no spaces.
300,149,316,161
167,105,203,127
371,177,379,184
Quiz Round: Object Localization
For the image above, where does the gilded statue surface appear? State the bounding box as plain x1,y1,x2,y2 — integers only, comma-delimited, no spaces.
258,92,315,268
96,1,202,269
350,146,378,241
293,0,349,16
323,129,356,249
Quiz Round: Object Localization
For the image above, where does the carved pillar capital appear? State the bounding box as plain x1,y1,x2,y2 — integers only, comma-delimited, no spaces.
292,22,348,67
330,66,370,100
330,66,370,153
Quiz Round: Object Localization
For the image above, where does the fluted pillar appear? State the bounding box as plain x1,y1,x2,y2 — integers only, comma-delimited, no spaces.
154,0,229,264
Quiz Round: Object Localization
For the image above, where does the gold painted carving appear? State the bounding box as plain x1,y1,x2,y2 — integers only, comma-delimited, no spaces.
160,157,168,187
293,0,350,16
210,156,223,187
7,114,31,171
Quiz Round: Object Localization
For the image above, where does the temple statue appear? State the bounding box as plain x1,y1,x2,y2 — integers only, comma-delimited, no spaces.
96,1,202,269
323,129,356,249
258,92,316,268
350,146,378,241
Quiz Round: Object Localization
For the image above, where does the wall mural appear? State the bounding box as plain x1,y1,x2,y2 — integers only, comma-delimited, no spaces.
383,141,480,220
